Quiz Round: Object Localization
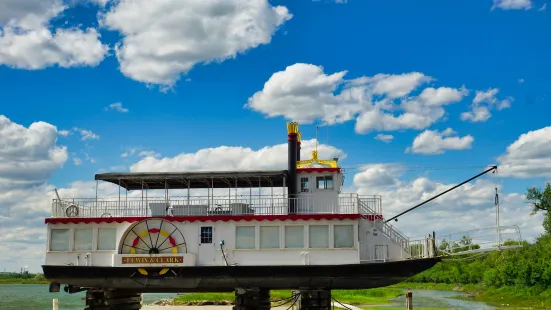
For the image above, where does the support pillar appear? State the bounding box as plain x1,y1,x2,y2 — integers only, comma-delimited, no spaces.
297,289,331,310
85,289,142,310
233,288,270,310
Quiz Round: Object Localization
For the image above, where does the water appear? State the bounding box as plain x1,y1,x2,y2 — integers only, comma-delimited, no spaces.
371,289,495,309
0,284,176,310
0,285,497,309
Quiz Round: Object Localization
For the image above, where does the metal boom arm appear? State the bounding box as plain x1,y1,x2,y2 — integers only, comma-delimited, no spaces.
385,165,498,223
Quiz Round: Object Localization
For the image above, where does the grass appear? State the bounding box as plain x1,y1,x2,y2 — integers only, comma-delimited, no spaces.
173,288,404,306
0,278,48,284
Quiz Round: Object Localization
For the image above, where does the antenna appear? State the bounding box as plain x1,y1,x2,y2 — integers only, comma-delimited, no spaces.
316,126,319,153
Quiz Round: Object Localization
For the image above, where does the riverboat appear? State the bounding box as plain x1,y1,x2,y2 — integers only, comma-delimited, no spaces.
42,122,442,309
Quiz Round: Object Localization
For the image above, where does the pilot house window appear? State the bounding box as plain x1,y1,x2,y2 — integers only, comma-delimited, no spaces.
300,177,309,192
316,176,333,189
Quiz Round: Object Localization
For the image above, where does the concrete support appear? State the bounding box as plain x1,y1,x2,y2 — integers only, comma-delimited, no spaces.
297,289,331,310
84,289,142,310
233,288,271,310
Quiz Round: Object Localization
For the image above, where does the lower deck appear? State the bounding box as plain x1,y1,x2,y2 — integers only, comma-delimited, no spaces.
46,214,405,267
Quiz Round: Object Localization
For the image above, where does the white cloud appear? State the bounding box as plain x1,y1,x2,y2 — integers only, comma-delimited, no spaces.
0,115,68,181
121,148,137,158
461,88,512,123
407,128,474,155
99,0,292,87
105,102,128,113
492,0,533,10
72,157,82,166
518,78,525,84
498,126,551,178
131,138,346,172
246,63,470,134
91,0,110,6
0,1,108,70
138,150,161,158
0,0,58,25
58,130,70,137
0,115,69,272
539,3,547,11
418,86,469,106
72,127,100,141
375,133,394,143
352,164,544,241
461,106,491,122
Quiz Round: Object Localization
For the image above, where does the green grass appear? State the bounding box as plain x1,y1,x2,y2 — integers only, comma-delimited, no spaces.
0,277,48,284
173,288,404,306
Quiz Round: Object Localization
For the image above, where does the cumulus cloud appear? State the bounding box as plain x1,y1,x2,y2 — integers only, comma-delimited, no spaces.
461,88,512,122
246,63,471,134
375,134,394,143
498,126,551,178
0,115,68,182
407,128,474,155
131,138,346,172
352,164,543,241
0,115,70,271
492,0,533,10
99,0,292,87
0,0,108,69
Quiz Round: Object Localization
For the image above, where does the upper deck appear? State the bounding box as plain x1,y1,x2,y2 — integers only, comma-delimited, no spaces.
51,193,383,219
50,170,383,220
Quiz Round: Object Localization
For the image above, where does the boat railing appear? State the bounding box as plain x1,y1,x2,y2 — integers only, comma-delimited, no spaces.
435,225,523,256
50,194,382,218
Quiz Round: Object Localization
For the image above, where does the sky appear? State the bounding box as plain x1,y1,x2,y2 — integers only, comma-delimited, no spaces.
0,0,550,272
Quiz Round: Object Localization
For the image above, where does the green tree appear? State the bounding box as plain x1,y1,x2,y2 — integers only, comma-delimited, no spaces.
526,182,551,235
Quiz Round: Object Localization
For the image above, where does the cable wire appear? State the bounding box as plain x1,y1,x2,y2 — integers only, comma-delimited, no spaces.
272,292,300,307
331,296,355,310
283,293,300,310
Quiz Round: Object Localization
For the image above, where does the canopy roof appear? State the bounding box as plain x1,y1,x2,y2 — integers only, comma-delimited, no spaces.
95,170,288,190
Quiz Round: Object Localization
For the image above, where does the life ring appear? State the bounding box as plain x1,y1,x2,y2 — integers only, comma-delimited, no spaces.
65,204,79,217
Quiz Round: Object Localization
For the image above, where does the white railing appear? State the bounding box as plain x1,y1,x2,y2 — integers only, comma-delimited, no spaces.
407,237,437,259
436,225,523,256
357,198,410,252
51,194,381,218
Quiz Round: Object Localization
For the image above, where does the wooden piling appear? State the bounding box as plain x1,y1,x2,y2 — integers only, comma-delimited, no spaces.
52,298,59,310
405,288,413,310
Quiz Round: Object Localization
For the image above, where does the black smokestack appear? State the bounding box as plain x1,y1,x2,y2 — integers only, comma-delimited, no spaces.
287,122,299,214
297,132,301,162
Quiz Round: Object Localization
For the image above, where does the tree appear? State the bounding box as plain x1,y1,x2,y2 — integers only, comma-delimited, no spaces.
526,182,551,235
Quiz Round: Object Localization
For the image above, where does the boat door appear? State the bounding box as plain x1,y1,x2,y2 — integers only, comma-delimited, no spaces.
198,226,215,265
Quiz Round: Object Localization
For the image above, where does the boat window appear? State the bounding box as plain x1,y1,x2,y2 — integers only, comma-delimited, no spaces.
260,226,280,249
285,226,304,248
50,229,70,251
236,226,255,249
74,228,93,251
200,226,213,244
316,176,333,189
334,225,354,248
97,228,117,251
309,225,329,248
300,177,309,192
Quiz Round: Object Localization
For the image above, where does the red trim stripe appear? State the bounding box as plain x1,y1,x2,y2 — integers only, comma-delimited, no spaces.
45,214,362,225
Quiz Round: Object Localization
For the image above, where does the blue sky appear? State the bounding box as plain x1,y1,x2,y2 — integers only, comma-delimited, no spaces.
0,0,550,272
